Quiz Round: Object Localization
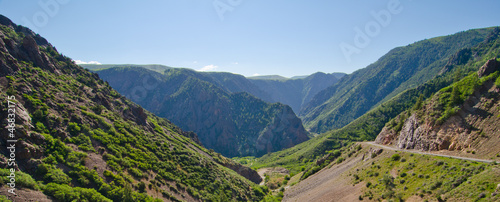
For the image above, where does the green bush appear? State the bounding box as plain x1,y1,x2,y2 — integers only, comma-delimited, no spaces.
0,169,39,190
44,183,112,202
68,122,81,136
138,182,146,193
43,166,71,184
391,154,401,161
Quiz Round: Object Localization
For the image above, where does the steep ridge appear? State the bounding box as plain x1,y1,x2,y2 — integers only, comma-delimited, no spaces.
301,28,494,133
95,67,309,157
0,14,265,201
376,59,500,159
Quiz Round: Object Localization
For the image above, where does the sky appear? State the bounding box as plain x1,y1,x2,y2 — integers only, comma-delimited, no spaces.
1,1,500,78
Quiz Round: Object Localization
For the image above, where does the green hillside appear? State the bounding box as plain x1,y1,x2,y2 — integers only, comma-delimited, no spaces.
301,27,495,133
0,15,266,201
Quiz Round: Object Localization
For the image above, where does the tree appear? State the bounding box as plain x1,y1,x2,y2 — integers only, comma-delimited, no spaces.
138,182,146,193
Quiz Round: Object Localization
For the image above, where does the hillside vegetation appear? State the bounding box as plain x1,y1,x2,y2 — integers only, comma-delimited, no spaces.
0,15,267,201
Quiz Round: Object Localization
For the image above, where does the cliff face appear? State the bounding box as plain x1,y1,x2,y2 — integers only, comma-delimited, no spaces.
376,59,500,158
256,105,309,155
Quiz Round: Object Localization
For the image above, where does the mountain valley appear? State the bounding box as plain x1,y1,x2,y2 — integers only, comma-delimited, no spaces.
0,11,499,202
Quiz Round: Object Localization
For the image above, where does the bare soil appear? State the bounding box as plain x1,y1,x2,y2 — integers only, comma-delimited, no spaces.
283,154,365,202
0,187,53,202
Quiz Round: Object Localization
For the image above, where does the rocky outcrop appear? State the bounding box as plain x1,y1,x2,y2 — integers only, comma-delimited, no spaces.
220,161,262,184
478,58,500,77
376,61,500,158
256,105,309,155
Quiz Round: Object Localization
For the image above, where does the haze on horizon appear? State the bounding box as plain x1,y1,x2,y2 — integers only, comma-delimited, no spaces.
1,0,500,77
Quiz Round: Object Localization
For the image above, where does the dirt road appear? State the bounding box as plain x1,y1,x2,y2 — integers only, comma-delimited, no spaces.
363,142,495,163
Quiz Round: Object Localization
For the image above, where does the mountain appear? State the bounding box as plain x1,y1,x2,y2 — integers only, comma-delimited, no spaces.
247,75,289,80
248,72,345,115
301,28,495,133
0,14,266,201
94,67,310,157
376,58,500,158
88,66,345,116
80,64,172,74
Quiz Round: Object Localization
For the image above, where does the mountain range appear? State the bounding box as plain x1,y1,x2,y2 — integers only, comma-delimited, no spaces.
94,67,310,157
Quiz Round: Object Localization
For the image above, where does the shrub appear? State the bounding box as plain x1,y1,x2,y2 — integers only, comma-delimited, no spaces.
138,182,146,193
68,122,81,136
381,175,395,189
391,154,401,161
44,183,112,202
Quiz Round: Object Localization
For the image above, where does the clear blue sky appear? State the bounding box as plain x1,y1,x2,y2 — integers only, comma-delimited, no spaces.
1,0,500,77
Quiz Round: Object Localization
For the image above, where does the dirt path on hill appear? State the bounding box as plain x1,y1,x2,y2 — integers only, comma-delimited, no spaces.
257,168,271,186
282,154,365,202
363,142,495,163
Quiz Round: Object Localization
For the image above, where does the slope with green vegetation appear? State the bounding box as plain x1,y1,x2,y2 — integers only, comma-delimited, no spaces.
353,145,500,202
95,67,309,157
0,15,268,201
301,27,496,133
253,27,500,179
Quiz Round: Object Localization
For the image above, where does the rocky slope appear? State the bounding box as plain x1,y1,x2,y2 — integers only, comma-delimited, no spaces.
376,59,500,158
0,14,264,201
95,67,309,157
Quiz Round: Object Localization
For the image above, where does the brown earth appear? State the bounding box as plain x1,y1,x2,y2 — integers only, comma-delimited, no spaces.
283,154,366,202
